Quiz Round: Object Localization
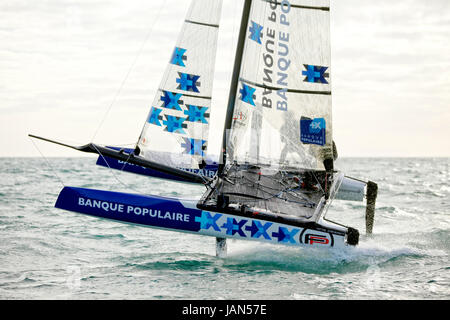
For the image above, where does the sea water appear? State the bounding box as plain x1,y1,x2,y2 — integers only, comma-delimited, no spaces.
0,157,448,299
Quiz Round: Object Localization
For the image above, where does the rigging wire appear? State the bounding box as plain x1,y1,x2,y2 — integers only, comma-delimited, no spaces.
88,1,167,183
29,138,65,188
91,144,153,195
311,171,326,196
90,0,215,188
31,2,167,193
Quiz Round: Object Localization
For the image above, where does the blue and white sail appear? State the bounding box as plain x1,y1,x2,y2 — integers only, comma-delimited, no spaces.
227,0,333,171
137,0,223,169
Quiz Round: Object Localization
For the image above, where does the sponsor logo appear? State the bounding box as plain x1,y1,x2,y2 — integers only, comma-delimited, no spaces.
300,117,326,146
304,234,330,245
181,138,207,156
170,47,187,67
250,0,291,112
300,229,333,246
176,72,200,93
195,212,300,243
302,64,329,84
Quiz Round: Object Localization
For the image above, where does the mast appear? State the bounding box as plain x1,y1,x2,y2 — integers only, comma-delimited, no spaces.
218,0,253,175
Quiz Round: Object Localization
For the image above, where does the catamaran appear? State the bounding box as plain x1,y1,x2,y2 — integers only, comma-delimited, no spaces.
30,0,377,257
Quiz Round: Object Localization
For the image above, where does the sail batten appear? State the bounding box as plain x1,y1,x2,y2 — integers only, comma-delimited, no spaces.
262,0,329,11
185,20,220,28
239,77,331,95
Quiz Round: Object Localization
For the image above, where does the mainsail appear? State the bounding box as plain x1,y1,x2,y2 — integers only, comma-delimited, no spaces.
226,0,333,171
199,0,336,221
137,0,223,169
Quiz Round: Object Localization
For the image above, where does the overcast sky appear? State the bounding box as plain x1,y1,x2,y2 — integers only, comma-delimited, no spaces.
1,0,449,157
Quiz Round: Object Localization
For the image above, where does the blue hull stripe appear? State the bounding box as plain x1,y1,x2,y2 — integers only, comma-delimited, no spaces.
55,187,346,248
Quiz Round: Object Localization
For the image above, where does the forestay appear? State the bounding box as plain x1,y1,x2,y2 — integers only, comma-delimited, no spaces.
226,0,333,171
137,0,223,169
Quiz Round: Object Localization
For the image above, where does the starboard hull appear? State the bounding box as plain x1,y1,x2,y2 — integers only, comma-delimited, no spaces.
55,187,350,249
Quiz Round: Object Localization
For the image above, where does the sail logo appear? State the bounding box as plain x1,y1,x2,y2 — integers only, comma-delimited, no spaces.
148,107,163,126
309,118,325,134
170,47,187,67
300,230,333,246
176,72,200,93
184,105,209,123
302,64,329,84
239,83,256,106
161,91,183,110
156,91,210,154
181,138,206,156
300,117,326,146
249,21,263,44
258,0,291,112
162,115,187,134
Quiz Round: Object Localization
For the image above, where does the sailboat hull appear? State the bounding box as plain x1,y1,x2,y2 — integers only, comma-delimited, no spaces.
55,187,349,249
95,147,218,182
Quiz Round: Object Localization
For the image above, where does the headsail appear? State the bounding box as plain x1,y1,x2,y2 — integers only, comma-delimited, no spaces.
137,0,223,169
226,0,332,171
